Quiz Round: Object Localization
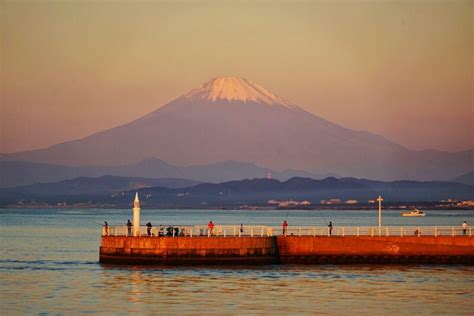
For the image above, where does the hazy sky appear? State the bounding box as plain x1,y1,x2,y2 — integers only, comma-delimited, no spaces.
1,0,473,153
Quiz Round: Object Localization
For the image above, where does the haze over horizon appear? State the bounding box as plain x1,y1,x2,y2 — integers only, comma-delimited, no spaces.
1,0,473,154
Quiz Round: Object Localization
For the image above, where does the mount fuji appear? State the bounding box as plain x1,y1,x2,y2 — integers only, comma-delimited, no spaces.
5,77,473,181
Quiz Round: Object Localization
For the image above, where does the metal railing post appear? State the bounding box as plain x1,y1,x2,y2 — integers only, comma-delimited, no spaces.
371,227,374,237
298,227,301,236
356,227,359,237
434,227,437,237
452,227,455,237
342,227,345,237
251,227,254,237
386,227,389,237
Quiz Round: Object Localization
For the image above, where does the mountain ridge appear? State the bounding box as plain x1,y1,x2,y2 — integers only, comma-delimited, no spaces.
452,171,474,186
1,176,471,207
124,176,474,206
0,175,201,196
0,157,327,188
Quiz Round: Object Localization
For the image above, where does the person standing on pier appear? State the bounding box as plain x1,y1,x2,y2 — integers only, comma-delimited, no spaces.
328,221,333,236
146,222,153,236
462,221,468,235
208,221,215,236
103,221,109,236
127,219,132,236
282,220,288,236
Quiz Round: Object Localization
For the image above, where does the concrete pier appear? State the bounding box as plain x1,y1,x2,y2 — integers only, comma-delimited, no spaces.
100,236,278,265
100,235,474,265
277,236,474,264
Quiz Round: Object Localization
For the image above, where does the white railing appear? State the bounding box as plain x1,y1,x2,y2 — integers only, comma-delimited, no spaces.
102,225,273,237
102,225,472,238
269,226,473,237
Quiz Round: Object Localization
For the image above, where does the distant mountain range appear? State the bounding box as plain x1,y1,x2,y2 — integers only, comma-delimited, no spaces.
0,157,329,188
452,171,474,186
0,175,200,196
3,76,472,181
1,175,471,208
126,177,473,207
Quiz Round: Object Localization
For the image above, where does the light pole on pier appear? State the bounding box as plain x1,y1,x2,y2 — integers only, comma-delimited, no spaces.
377,195,383,235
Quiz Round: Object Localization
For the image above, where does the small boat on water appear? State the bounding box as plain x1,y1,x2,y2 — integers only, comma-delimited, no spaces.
401,208,426,217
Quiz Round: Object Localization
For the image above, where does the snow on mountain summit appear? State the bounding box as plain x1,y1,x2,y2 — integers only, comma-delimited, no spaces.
181,77,296,107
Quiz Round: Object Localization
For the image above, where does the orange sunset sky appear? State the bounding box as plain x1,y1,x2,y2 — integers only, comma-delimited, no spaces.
1,0,473,153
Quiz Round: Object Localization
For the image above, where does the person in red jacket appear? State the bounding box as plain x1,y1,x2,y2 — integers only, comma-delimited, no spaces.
282,220,288,236
207,220,215,236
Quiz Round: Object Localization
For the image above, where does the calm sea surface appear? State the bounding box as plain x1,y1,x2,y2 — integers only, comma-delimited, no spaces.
1,208,473,314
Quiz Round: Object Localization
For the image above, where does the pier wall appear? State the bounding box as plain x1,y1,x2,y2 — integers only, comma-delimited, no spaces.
100,236,474,265
100,236,278,264
277,236,474,264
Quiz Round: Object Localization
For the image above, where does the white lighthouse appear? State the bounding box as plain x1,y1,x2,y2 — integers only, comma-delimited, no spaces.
133,192,141,236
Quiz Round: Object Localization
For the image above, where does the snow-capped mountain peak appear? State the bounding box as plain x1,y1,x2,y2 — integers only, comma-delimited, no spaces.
181,76,296,107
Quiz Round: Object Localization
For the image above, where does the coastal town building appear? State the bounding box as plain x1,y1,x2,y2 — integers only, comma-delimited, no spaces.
320,199,342,205
345,200,359,204
457,200,474,207
267,199,311,208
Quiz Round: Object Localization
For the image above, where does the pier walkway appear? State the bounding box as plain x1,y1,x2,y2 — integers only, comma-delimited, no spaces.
103,224,472,238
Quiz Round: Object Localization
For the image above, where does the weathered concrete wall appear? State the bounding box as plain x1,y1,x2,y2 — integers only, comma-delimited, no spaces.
100,236,474,265
100,236,278,264
277,236,474,264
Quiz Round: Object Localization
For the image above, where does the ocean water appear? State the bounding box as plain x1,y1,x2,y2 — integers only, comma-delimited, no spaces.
1,208,473,314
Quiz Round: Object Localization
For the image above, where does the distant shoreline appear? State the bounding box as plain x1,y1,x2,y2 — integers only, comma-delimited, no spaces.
3,204,474,211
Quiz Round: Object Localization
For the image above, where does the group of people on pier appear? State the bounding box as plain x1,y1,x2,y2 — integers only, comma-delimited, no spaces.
101,219,336,237
101,219,470,237
114,220,187,237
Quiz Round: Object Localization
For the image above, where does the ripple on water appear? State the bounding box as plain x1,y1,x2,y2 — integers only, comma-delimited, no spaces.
2,209,474,314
